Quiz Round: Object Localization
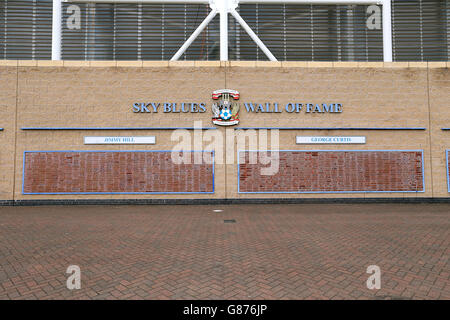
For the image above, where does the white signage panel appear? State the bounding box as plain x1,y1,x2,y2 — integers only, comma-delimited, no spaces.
84,136,156,145
296,136,366,144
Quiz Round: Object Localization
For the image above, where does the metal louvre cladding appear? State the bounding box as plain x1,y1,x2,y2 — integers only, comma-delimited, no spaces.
61,3,220,60
0,0,449,61
392,1,449,61
0,0,53,60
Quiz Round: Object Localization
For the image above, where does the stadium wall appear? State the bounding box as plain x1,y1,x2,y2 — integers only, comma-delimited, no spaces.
0,60,449,203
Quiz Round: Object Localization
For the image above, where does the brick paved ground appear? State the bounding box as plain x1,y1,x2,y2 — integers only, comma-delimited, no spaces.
0,203,449,300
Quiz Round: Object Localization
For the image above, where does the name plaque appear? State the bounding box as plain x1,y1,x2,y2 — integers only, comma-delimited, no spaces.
296,136,366,144
84,136,156,144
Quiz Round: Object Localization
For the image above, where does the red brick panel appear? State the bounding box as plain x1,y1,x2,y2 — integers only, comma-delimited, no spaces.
239,151,424,193
23,151,214,194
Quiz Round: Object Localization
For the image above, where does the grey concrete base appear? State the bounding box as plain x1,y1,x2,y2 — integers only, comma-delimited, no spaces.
1,198,450,206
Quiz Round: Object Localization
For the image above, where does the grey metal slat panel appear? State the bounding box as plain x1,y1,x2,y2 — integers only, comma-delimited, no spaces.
0,0,52,60
237,5,383,61
1,0,449,61
392,0,448,61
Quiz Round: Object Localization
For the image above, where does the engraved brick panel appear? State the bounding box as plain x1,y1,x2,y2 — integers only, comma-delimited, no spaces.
23,151,214,194
239,151,424,193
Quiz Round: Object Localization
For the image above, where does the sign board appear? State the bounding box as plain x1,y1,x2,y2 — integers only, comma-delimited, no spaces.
296,136,366,144
84,136,156,145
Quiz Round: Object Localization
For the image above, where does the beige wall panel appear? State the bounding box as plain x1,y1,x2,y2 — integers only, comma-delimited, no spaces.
0,66,17,200
428,67,450,197
0,62,446,200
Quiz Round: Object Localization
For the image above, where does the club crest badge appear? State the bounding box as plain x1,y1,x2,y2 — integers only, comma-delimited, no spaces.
212,89,240,126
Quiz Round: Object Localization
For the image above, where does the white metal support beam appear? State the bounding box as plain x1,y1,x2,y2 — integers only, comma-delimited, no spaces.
219,2,228,60
59,0,393,62
382,0,392,62
171,9,218,60
52,0,62,60
230,9,276,61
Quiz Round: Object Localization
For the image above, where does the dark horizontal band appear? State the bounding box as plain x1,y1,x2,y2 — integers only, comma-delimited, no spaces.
442,128,450,131
1,197,450,207
21,127,217,130
0,128,3,131
234,127,427,130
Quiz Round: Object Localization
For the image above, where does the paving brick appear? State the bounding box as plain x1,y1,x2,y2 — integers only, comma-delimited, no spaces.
0,203,448,300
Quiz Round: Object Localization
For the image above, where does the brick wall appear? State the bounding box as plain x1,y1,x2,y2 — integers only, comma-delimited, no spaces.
0,60,448,200
0,64,17,200
428,67,450,197
23,151,214,194
239,151,424,193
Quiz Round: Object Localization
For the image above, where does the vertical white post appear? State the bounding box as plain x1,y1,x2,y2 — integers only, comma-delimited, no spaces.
219,0,228,61
382,0,392,62
52,0,62,60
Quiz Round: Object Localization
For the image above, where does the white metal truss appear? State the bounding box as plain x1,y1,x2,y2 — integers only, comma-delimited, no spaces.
56,0,392,62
